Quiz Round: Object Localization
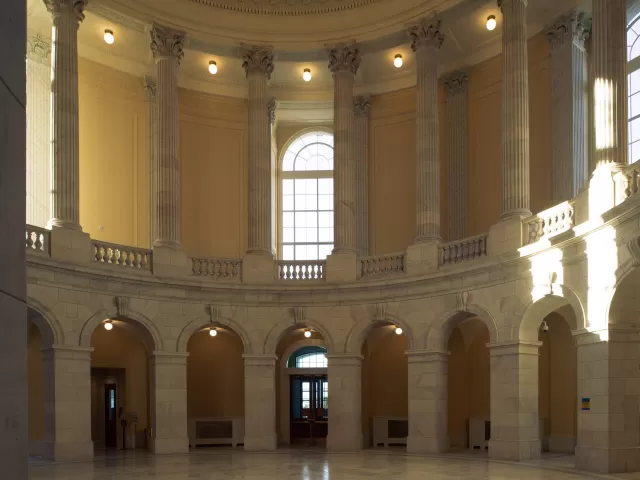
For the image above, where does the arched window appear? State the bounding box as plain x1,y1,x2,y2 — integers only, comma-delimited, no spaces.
279,131,334,261
287,346,328,368
628,14,640,162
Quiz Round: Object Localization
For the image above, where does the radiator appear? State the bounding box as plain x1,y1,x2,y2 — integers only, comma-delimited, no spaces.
188,417,244,447
372,417,408,447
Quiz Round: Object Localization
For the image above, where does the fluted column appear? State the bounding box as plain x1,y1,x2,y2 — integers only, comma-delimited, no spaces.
328,44,360,254
44,0,87,230
498,0,531,220
26,35,52,228
547,11,590,202
150,25,184,248
443,71,468,241
408,19,444,242
243,46,274,257
144,76,158,248
592,0,627,167
353,95,371,257
268,98,278,256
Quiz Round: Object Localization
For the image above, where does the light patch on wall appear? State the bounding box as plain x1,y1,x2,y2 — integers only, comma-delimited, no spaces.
528,248,564,304
585,225,617,340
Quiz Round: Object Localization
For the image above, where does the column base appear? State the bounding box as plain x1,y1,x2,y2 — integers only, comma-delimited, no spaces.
489,439,540,461
243,435,277,451
406,434,448,454
242,251,275,284
405,241,439,275
152,245,191,278
325,250,357,282
487,215,524,259
327,432,362,452
49,225,92,264
149,436,189,454
575,445,640,473
40,440,94,462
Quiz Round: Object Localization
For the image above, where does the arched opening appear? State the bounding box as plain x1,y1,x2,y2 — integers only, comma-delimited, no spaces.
361,322,408,449
276,326,328,446
90,317,154,451
186,325,245,448
447,315,491,452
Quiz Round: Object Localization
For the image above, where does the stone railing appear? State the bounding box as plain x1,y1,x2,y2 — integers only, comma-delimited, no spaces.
277,260,325,280
93,241,152,270
25,225,49,255
359,253,405,278
439,233,488,266
191,257,242,281
621,162,640,200
524,201,575,245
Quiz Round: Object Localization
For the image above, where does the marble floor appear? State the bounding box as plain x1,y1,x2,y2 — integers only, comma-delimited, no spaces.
28,449,640,479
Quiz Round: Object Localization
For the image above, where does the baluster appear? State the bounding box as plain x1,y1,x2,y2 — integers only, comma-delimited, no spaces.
192,259,199,275
35,233,43,251
27,231,36,250
142,253,149,270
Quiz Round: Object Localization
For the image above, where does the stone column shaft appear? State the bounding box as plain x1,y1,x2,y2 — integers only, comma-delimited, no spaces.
243,355,277,450
327,354,362,451
27,35,52,228
406,351,448,453
354,95,371,256
592,0,628,167
150,25,184,248
409,20,444,242
149,352,189,454
243,47,274,256
45,0,87,230
144,77,158,248
499,0,531,219
547,12,589,202
329,44,360,254
488,341,541,461
444,71,468,240
41,346,93,461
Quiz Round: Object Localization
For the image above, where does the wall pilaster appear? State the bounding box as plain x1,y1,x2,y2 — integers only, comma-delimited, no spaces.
243,354,277,450
327,354,362,451
353,95,371,257
144,76,158,248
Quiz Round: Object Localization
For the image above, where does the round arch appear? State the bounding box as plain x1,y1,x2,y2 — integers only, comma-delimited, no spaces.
279,338,327,370
176,316,252,353
518,285,586,342
27,297,64,347
344,314,416,354
79,307,163,351
425,304,499,351
263,317,335,354
278,125,333,168
607,264,640,326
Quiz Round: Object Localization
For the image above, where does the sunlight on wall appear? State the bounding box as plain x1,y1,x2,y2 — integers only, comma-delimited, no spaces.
585,225,617,340
588,165,616,219
528,248,564,304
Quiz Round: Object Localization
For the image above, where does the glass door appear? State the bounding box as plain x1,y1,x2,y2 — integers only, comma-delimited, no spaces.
290,375,328,444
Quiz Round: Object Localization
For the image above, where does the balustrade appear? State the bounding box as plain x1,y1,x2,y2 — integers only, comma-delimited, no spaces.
621,162,640,200
25,225,49,254
93,241,151,270
359,253,405,278
524,202,575,245
192,257,242,280
277,260,325,280
439,234,488,266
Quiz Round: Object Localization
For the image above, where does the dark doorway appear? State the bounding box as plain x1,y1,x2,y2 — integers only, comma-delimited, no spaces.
104,383,118,448
290,375,328,445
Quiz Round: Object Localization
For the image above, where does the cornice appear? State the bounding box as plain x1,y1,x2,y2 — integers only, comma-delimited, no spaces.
187,0,382,16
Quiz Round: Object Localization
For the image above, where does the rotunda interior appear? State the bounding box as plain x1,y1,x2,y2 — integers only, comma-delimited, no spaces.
2,0,640,478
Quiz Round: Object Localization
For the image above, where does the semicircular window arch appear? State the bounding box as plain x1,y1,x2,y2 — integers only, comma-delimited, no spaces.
287,346,328,368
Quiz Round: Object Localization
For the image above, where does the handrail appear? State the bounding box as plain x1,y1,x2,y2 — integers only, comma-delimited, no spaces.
359,252,405,278
192,257,242,280
523,201,575,245
93,240,152,270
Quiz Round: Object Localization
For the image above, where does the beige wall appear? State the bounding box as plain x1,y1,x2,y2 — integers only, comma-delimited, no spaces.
28,323,44,441
186,330,245,418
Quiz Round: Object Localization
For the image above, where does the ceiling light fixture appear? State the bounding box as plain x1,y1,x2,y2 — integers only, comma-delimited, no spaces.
486,15,497,31
302,68,312,82
394,54,403,68
209,327,218,337
104,29,115,45
208,60,217,75
304,329,312,338
104,320,113,331
395,327,403,335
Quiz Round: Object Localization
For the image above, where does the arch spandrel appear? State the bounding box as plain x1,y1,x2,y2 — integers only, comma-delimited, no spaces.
27,297,65,347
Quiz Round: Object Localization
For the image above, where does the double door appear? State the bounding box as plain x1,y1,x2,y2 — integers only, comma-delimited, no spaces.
290,375,328,444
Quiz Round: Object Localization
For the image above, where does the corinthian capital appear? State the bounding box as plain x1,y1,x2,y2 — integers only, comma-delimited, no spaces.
268,98,277,124
353,94,371,117
143,76,157,100
443,71,469,97
27,35,51,62
150,24,185,63
327,43,361,75
408,18,444,51
242,45,274,79
43,0,87,23
546,10,590,50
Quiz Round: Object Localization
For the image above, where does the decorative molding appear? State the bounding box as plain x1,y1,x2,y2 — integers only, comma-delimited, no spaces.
150,24,185,62
628,237,640,267
268,98,277,124
292,307,306,324
408,18,444,52
374,303,388,321
353,94,372,117
497,0,528,9
186,0,381,16
86,3,147,33
114,296,130,317
242,45,274,79
143,75,157,100
43,0,87,23
443,70,468,96
207,304,221,324
328,43,361,75
27,35,51,63
546,10,590,50
455,291,469,312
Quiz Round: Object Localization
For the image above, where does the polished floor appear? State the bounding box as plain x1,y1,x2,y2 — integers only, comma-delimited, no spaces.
28,449,640,479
